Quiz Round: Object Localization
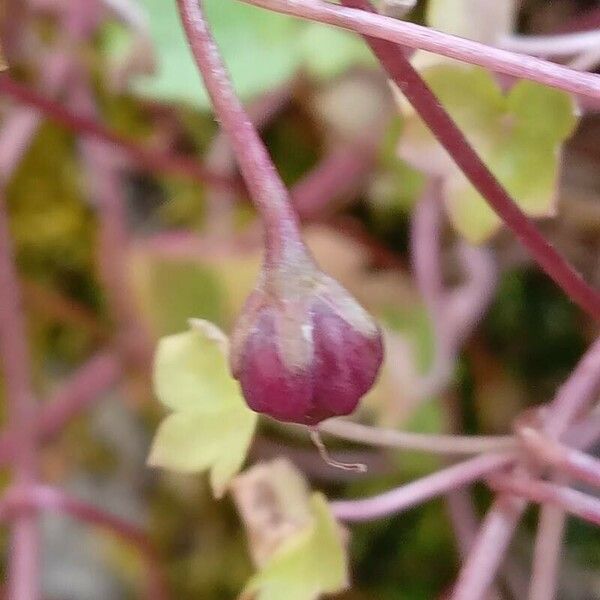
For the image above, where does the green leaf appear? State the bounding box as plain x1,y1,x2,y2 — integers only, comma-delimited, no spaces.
149,329,257,497
298,24,373,79
148,405,256,496
397,65,578,243
244,494,349,600
127,0,370,108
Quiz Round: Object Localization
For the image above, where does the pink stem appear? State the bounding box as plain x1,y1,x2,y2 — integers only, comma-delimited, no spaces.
410,180,454,394
69,75,153,368
527,501,567,600
240,0,600,99
453,336,600,599
0,485,170,600
520,427,600,489
0,351,121,465
0,75,241,192
176,0,304,265
336,0,600,321
489,476,600,527
204,81,294,234
0,52,72,183
0,191,40,599
543,336,600,437
331,452,514,522
293,145,376,220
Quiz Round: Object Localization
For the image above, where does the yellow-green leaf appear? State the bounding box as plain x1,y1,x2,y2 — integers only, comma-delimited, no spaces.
243,493,349,600
149,329,257,497
148,405,256,497
397,65,578,243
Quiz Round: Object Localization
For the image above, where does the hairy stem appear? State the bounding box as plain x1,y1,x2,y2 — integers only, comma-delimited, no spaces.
239,0,600,99
176,0,304,265
335,0,600,320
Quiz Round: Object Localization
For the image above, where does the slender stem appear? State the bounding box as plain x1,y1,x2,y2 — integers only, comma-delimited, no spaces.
239,0,600,99
0,351,120,465
293,145,376,220
319,419,516,455
499,30,600,57
489,476,600,527
544,336,600,437
453,336,600,600
176,0,304,264
331,452,514,522
519,427,600,489
410,180,455,394
444,243,497,348
334,0,600,320
452,494,528,600
204,80,293,234
528,500,567,600
0,485,170,600
0,190,40,599
69,74,153,369
0,75,241,192
0,52,71,183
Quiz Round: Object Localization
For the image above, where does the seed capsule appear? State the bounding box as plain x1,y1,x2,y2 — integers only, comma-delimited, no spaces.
230,254,384,426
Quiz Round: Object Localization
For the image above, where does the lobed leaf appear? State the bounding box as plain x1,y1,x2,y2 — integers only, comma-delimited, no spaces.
125,0,371,108
149,328,257,497
397,65,578,243
243,493,349,600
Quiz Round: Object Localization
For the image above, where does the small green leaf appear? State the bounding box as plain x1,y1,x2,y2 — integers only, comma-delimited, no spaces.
299,24,372,79
397,65,578,243
244,493,349,600
150,329,257,497
148,405,256,497
125,0,371,108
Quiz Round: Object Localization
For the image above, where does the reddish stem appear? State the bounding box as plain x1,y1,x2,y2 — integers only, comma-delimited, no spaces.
338,0,600,321
0,191,40,599
0,351,121,466
176,0,305,265
241,0,600,99
0,74,241,192
0,485,170,600
293,146,376,220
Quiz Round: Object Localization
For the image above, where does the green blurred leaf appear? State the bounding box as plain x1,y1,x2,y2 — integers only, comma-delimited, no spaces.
397,65,577,243
298,23,373,79
244,493,349,600
149,329,257,497
126,0,370,108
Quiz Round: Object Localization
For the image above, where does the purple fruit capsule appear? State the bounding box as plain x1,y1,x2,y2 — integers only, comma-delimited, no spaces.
230,252,384,426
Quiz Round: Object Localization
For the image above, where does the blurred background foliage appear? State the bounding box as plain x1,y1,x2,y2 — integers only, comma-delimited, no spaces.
1,0,599,598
